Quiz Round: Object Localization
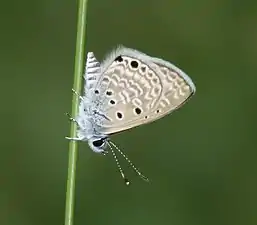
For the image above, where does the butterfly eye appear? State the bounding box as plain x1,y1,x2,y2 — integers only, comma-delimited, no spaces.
92,139,105,147
94,89,99,94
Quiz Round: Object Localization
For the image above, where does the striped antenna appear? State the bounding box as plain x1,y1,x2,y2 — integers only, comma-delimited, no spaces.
107,140,149,184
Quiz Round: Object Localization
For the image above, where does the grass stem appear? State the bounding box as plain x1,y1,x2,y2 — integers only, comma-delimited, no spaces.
64,0,88,225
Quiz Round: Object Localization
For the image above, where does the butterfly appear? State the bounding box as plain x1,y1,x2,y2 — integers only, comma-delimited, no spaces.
66,46,196,185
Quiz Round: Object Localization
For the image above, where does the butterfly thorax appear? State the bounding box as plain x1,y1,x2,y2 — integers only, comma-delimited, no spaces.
75,95,109,153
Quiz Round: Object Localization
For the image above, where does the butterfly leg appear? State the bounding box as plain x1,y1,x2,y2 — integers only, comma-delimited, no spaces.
65,136,83,141
66,112,78,124
65,113,83,140
72,89,83,100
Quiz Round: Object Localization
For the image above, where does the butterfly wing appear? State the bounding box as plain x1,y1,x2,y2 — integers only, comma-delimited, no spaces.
84,52,101,94
143,56,196,122
93,46,195,134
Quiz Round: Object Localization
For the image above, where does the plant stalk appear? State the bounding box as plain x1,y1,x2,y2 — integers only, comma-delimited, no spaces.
64,0,88,225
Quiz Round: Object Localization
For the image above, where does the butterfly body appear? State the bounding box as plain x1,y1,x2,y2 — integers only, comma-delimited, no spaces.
76,95,109,153
66,46,196,183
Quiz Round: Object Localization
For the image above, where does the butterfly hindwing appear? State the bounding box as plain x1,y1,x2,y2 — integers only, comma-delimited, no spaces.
84,52,101,94
143,57,195,123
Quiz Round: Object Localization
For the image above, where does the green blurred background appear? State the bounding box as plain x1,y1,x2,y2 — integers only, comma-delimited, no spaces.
1,0,257,225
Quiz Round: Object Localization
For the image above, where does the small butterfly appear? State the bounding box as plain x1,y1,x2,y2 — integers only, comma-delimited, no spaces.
66,46,196,185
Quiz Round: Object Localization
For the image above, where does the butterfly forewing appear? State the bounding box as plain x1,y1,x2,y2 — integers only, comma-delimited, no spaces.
92,47,195,134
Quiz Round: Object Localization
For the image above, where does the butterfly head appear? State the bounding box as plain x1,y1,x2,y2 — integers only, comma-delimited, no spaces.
88,135,109,154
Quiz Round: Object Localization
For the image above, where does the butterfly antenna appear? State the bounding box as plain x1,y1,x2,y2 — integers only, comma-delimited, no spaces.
106,142,130,186
108,140,149,183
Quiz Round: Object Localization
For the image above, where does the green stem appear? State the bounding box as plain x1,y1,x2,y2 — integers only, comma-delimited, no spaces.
64,0,88,225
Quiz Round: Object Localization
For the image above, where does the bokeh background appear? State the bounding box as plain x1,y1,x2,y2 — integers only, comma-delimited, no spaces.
1,0,257,225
